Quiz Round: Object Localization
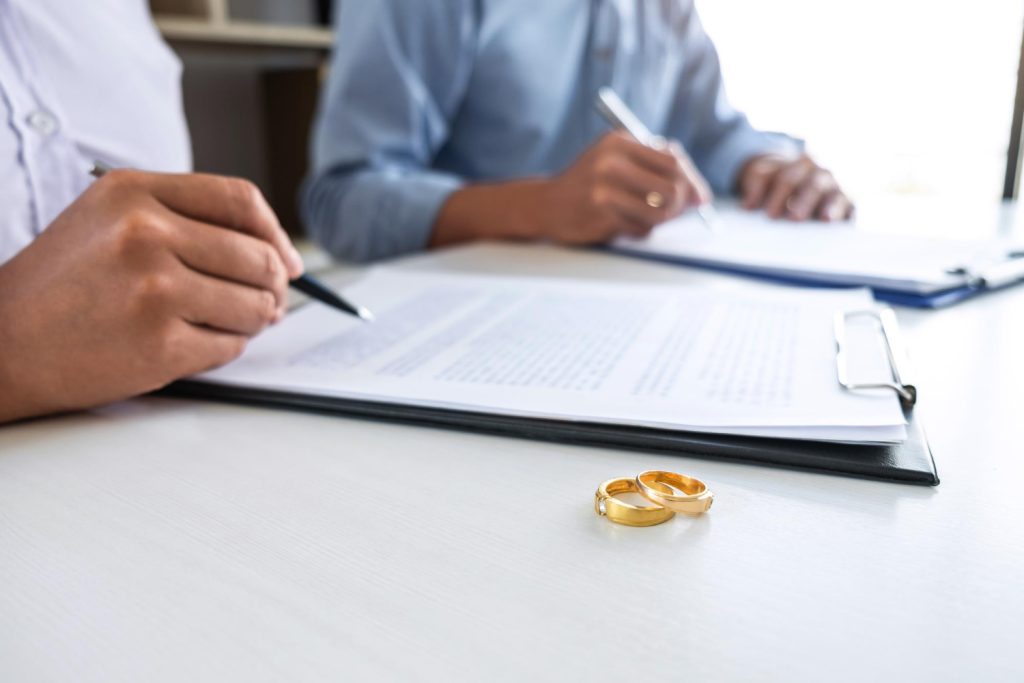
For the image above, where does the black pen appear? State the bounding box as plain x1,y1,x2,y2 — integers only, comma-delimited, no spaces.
89,162,374,322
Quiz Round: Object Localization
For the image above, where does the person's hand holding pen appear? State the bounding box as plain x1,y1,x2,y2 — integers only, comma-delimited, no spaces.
432,130,712,248
0,170,304,423
541,130,714,242
431,86,714,249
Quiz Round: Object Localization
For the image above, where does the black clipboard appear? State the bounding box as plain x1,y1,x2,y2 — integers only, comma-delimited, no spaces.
162,381,938,486
164,298,937,486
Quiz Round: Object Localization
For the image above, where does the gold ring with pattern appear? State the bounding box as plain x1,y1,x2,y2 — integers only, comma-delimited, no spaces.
595,477,675,526
635,470,714,515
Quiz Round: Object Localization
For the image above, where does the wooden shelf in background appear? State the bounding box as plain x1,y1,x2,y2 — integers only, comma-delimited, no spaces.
155,16,333,50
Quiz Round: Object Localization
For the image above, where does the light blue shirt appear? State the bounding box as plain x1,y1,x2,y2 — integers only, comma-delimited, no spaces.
0,0,190,265
304,0,800,263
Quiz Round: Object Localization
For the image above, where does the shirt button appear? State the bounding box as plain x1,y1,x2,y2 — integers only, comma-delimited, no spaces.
26,109,59,137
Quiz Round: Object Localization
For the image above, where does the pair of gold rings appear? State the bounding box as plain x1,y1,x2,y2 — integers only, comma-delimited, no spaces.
594,471,714,527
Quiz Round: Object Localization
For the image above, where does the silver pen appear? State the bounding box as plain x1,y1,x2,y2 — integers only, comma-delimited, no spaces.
595,87,717,230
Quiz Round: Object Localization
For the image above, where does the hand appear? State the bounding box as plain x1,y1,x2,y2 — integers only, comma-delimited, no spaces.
540,131,713,243
431,132,713,248
0,170,304,423
738,153,853,222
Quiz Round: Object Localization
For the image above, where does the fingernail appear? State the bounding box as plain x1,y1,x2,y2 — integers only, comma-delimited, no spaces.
273,306,286,324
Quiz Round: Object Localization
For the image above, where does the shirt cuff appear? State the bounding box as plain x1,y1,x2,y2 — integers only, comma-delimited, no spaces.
363,171,465,260
306,169,465,263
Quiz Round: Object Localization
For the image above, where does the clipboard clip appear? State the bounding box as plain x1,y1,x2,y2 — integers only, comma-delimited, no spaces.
946,251,1024,290
834,308,917,408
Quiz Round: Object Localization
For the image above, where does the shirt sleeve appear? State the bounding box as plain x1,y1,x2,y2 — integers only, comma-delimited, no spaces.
301,0,476,263
664,3,803,196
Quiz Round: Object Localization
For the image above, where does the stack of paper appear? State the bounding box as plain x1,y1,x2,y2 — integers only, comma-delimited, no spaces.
613,207,1022,296
199,269,907,445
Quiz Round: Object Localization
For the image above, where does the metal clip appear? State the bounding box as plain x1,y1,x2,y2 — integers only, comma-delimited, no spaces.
946,252,1024,290
834,308,917,408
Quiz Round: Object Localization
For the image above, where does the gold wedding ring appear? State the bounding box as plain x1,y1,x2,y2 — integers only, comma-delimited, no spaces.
595,477,675,527
645,191,665,209
635,471,714,515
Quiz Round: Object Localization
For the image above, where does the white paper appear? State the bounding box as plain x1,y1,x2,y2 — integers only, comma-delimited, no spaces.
199,270,907,444
615,207,1018,295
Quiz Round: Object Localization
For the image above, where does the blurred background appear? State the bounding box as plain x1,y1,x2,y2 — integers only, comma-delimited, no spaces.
149,0,1024,234
699,0,1024,205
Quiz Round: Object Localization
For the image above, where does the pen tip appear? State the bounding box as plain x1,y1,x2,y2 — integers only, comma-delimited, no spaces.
357,307,376,322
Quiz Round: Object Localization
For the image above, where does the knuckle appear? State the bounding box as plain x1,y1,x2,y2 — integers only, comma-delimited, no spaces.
778,167,804,187
259,242,284,284
229,176,262,204
746,170,770,191
225,177,266,223
601,131,624,148
744,162,766,179
136,272,176,306
256,289,278,323
590,187,613,210
593,156,618,179
114,209,164,254
749,157,776,175
115,209,148,243
155,324,188,366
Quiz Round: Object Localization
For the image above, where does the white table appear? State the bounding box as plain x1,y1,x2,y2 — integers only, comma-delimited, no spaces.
3,206,1023,682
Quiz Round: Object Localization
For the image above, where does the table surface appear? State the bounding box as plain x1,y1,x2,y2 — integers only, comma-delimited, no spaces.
3,201,1023,682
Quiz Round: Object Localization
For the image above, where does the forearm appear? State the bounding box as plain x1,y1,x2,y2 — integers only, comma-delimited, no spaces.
0,259,42,424
429,179,553,248
0,356,44,425
0,333,25,425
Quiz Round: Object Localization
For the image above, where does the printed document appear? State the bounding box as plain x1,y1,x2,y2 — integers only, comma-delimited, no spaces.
199,270,907,443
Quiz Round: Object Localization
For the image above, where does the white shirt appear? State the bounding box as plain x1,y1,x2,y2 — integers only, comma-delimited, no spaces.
0,0,190,265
